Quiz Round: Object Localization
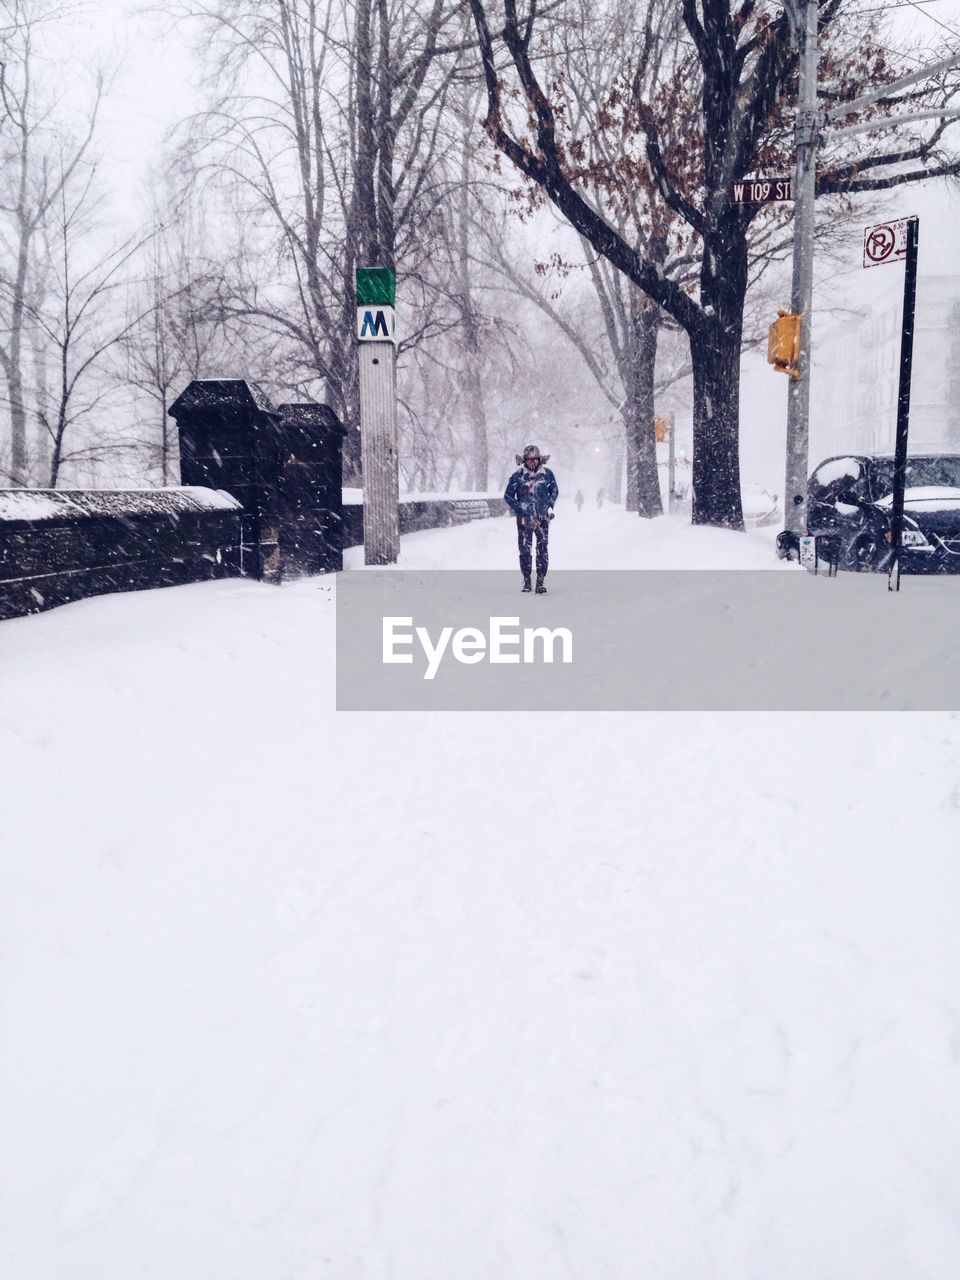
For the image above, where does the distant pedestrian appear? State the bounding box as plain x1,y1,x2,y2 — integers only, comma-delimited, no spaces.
504,445,559,593
596,486,605,509
575,489,584,513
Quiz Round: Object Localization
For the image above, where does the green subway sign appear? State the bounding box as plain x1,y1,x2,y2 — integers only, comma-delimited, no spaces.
356,267,396,307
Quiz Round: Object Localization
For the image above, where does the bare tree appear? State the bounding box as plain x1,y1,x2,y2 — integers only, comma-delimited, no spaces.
176,0,468,483
119,183,228,483
28,152,155,486
467,0,960,527
0,0,102,485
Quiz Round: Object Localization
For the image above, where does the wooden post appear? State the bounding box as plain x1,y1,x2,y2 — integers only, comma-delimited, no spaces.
357,268,399,565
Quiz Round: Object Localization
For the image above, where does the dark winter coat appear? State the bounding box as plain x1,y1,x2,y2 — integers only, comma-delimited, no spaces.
504,466,559,522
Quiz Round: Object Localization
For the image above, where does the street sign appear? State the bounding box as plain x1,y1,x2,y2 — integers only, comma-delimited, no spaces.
730,178,792,204
356,305,396,343
863,217,916,269
356,266,396,306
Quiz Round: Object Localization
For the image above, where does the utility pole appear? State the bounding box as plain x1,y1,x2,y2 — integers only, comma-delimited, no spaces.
783,0,819,535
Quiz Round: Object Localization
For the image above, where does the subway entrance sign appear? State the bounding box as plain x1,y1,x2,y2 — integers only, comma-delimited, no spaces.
356,305,396,342
730,178,792,204
355,267,396,306
356,267,396,345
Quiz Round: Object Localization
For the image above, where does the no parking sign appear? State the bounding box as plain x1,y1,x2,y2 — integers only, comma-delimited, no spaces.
863,217,915,269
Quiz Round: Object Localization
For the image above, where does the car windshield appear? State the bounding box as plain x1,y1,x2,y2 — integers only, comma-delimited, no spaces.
870,456,960,500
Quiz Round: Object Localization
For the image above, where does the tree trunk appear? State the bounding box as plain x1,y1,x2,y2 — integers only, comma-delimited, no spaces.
49,408,66,488
8,363,29,486
622,295,663,517
624,426,639,511
690,322,743,528
690,222,746,529
32,324,51,483
354,0,379,265
609,444,624,504
161,390,177,485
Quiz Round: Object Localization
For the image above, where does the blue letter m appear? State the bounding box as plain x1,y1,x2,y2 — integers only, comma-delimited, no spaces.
360,309,389,338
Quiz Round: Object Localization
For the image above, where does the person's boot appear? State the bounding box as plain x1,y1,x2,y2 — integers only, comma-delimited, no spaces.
521,574,532,592
535,575,547,594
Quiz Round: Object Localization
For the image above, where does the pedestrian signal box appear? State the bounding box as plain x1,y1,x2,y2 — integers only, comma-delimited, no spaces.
655,417,669,442
768,310,801,379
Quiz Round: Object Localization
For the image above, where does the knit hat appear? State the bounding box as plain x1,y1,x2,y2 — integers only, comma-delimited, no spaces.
516,443,550,466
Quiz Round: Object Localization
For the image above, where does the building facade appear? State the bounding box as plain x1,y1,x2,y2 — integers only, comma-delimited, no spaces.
813,272,960,458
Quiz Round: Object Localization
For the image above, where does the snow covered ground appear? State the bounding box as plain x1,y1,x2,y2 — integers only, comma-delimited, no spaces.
3,505,960,1279
344,501,786,571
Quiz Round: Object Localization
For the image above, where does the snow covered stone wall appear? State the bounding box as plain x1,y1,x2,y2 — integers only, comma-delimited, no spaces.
1,380,350,620
0,488,243,620
340,495,508,548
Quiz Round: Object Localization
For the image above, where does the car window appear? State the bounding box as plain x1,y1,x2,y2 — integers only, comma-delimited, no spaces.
869,457,960,500
809,457,866,503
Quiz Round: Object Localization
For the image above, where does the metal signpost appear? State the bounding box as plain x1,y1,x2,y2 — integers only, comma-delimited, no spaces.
357,267,399,566
862,217,920,592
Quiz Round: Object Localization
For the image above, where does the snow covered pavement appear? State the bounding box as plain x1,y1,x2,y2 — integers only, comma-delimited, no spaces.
345,502,786,571
3,506,960,1279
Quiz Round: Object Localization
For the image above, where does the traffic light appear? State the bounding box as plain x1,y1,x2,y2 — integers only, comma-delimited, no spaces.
767,310,802,379
654,416,669,442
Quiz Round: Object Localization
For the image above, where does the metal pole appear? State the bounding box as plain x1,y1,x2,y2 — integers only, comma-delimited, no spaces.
783,0,819,535
888,217,919,593
356,268,400,566
832,107,960,139
824,51,960,121
667,410,676,513
359,344,400,564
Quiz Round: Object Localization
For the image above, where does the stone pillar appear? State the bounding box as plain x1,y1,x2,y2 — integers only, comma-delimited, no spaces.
170,379,282,582
277,403,348,576
169,379,347,582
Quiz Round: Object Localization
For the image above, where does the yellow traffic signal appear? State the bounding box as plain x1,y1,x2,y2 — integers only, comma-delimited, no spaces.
654,417,669,442
768,310,802,379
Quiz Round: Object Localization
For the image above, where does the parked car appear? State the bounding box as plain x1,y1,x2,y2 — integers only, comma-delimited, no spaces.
741,483,781,527
801,453,960,572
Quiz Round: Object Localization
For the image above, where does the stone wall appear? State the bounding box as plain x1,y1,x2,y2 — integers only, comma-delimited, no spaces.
170,381,347,582
0,488,242,621
340,496,508,549
0,376,506,621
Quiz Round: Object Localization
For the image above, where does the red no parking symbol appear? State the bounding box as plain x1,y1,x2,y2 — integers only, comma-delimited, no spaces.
863,218,911,268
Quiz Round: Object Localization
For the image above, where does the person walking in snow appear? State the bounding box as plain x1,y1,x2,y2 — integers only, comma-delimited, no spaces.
596,486,605,509
504,444,559,593
575,488,584,513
